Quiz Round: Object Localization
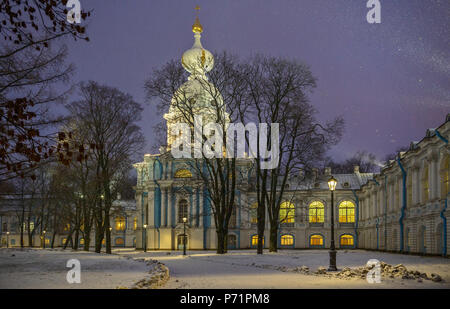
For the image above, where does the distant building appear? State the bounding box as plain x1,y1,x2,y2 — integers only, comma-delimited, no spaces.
0,197,137,248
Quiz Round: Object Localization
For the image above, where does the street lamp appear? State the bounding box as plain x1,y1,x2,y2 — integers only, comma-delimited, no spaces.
327,175,338,271
6,231,10,248
43,230,46,249
182,217,187,256
143,224,147,252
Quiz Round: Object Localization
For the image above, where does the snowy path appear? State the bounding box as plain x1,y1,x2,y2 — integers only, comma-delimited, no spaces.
0,248,151,289
1,248,449,288
117,249,450,289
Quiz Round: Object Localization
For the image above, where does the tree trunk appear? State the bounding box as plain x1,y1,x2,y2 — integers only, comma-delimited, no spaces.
105,212,112,254
51,231,56,249
73,229,79,250
94,226,103,253
216,229,226,254
256,204,265,254
269,222,278,252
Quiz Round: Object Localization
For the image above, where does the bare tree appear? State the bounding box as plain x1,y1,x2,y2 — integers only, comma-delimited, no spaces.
67,81,145,253
0,0,91,181
321,150,380,174
240,55,344,253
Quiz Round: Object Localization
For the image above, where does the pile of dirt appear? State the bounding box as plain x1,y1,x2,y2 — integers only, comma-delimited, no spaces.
314,262,443,283
120,258,170,289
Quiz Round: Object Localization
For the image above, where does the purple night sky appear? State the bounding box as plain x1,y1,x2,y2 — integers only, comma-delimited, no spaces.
64,0,449,162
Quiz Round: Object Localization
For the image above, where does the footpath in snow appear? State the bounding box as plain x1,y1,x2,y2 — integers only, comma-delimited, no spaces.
0,248,164,289
119,249,450,289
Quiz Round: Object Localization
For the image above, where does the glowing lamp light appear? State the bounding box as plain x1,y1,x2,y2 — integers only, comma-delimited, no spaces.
328,176,338,191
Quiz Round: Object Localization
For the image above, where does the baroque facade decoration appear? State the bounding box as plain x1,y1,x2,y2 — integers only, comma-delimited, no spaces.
358,115,450,255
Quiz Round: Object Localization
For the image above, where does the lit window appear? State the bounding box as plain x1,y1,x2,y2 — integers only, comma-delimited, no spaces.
250,202,258,224
115,217,126,231
61,238,67,245
63,223,70,232
310,234,323,246
309,201,324,223
280,234,294,246
45,238,50,245
133,217,137,230
115,237,124,245
340,234,354,246
79,238,85,245
178,199,188,223
251,235,264,246
174,169,192,178
338,201,355,223
441,155,449,199
279,201,295,223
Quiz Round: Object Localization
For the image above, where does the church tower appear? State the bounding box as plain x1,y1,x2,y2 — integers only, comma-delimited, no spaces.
164,6,229,150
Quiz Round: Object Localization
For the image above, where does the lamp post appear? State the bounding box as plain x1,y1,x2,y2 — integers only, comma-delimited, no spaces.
182,217,187,256
143,224,147,252
43,230,46,249
327,176,338,271
6,231,10,248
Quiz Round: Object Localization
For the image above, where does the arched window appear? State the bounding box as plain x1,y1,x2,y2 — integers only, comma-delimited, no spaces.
309,201,324,223
310,234,323,247
279,201,295,223
115,217,126,231
441,155,449,199
178,199,188,223
174,169,192,178
115,237,124,246
280,234,294,246
251,235,264,246
340,234,354,246
250,202,258,224
338,200,355,223
422,163,429,202
79,238,85,245
133,217,137,230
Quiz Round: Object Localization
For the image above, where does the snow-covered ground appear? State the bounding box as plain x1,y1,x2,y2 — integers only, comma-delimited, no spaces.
1,248,449,289
117,249,450,289
0,248,153,289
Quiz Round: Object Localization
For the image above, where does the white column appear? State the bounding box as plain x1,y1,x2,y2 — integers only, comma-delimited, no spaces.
161,188,167,227
147,192,154,227
199,188,204,228
430,160,438,199
167,189,172,228
192,188,198,227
